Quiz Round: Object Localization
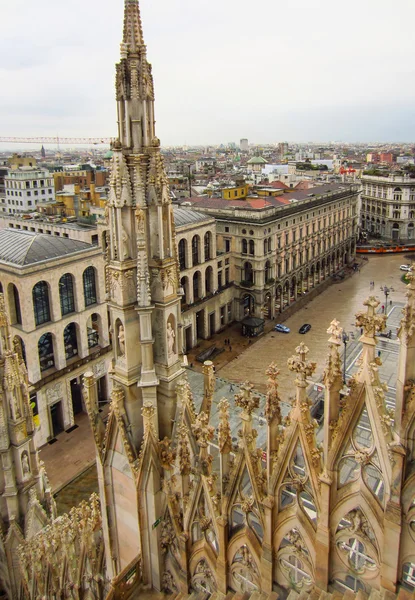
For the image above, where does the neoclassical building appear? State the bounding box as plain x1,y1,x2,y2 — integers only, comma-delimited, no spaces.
183,183,359,320
175,207,234,350
0,228,111,447
360,173,415,241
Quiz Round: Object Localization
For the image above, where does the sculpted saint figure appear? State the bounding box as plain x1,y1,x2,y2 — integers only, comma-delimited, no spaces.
167,322,175,357
22,452,30,476
118,324,126,356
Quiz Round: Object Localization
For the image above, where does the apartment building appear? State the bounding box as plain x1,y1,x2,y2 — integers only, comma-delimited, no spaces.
4,168,55,214
361,173,415,240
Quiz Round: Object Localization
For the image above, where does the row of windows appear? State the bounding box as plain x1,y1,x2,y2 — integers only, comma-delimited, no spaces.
33,268,97,326
6,179,52,189
180,267,230,304
15,313,101,374
0,268,98,328
7,189,53,197
178,232,213,270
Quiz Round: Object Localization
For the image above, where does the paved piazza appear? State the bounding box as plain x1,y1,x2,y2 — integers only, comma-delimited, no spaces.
219,253,409,399
53,254,410,505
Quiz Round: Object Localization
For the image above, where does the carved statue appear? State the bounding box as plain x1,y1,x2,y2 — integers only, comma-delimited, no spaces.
121,226,130,259
167,322,176,357
118,324,126,356
21,451,30,476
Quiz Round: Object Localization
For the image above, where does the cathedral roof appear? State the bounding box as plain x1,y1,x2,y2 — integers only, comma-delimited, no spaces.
0,229,93,266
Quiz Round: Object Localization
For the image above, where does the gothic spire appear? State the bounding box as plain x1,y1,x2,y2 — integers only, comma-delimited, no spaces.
121,0,145,57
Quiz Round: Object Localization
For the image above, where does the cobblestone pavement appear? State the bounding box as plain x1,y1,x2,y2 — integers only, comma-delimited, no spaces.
219,254,408,399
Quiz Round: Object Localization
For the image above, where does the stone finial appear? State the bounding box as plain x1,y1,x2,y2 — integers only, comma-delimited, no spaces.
355,296,386,338
201,360,215,416
327,319,343,345
217,398,232,453
265,363,282,424
324,321,343,388
191,412,214,448
287,343,317,387
235,381,260,417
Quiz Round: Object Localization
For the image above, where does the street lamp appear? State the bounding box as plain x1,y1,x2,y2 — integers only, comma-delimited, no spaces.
342,332,349,383
380,285,394,315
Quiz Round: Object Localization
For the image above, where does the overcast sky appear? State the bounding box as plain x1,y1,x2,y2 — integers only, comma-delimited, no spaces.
1,0,415,146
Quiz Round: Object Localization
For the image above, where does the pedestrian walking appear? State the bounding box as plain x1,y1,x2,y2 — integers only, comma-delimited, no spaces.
229,345,232,352
378,350,381,358
381,305,384,313
229,383,234,392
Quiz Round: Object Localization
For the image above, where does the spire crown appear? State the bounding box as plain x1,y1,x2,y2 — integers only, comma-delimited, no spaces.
122,0,144,56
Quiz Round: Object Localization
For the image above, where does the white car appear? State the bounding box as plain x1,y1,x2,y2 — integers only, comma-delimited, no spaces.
400,265,411,271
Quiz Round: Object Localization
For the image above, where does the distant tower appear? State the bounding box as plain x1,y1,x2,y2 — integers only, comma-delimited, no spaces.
89,0,184,581
240,138,249,151
40,145,46,159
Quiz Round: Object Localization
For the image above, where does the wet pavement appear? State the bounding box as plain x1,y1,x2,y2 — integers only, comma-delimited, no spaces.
219,254,408,399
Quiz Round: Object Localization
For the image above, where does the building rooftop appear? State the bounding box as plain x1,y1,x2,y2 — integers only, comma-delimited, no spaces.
0,229,93,266
173,206,213,228
246,156,267,165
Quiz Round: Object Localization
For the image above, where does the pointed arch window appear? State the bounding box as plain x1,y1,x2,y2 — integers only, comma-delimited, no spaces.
339,406,386,506
33,281,51,326
230,546,260,594
277,529,313,591
190,493,219,554
279,440,318,525
230,467,263,541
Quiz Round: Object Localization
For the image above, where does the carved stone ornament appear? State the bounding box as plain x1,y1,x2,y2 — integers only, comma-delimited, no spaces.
178,424,191,475
355,296,386,338
217,398,232,453
158,436,176,469
265,362,282,424
192,412,214,448
108,149,133,208
287,343,317,385
327,319,343,345
235,381,260,417
46,383,63,406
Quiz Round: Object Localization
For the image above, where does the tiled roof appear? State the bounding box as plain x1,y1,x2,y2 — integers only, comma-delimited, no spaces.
0,229,92,266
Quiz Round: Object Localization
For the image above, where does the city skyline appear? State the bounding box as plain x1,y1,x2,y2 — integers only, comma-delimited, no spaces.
1,0,415,145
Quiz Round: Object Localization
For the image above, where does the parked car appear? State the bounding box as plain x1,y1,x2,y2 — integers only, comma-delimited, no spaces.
274,324,290,333
400,265,411,271
299,323,311,334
